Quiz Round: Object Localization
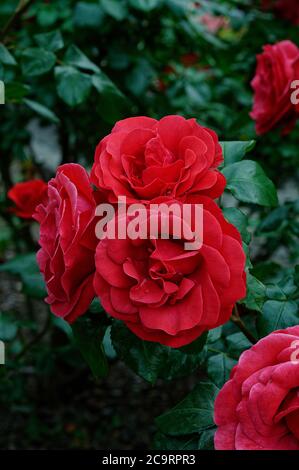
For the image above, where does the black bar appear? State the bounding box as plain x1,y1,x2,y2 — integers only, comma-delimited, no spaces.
0,450,298,467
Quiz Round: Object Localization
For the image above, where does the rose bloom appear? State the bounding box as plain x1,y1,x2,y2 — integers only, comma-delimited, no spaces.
250,40,299,135
91,115,226,204
214,326,299,450
94,196,246,348
34,164,97,323
262,0,299,26
8,179,48,219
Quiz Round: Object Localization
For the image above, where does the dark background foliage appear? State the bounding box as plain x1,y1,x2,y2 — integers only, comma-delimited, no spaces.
0,0,298,449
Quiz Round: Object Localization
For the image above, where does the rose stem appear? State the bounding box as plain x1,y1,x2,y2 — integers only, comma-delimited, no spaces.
231,305,257,344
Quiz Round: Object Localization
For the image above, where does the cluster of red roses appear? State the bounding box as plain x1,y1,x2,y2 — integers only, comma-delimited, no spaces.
32,115,247,348
251,40,299,135
7,31,299,450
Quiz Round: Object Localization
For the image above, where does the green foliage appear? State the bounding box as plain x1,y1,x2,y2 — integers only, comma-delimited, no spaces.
220,140,256,166
241,273,266,313
111,321,207,384
34,30,64,52
24,98,60,124
55,66,92,106
0,253,46,299
223,207,251,244
257,300,298,337
0,44,17,65
156,381,218,435
0,312,18,341
257,268,299,337
21,48,56,77
222,160,278,207
207,353,236,388
71,313,109,379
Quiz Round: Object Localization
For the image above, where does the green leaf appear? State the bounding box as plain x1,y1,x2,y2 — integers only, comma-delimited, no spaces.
165,0,186,14
156,382,219,436
0,43,17,66
37,3,59,27
241,273,266,312
251,262,281,284
223,207,251,244
55,66,92,106
258,206,289,233
72,314,108,379
222,160,278,207
125,59,155,96
101,0,128,20
34,30,64,52
179,333,208,354
74,2,105,28
266,271,299,301
207,326,222,344
92,73,129,123
24,98,60,124
21,48,56,77
0,253,38,276
0,312,18,341
257,300,299,337
220,140,256,166
5,82,30,102
64,45,100,73
198,428,216,450
103,326,117,360
226,332,251,358
207,353,236,388
0,253,46,299
111,321,207,384
22,272,47,299
243,242,252,269
89,298,105,314
52,317,72,338
129,0,160,11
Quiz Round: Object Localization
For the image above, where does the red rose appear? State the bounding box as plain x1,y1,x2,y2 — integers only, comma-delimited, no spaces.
8,179,48,219
94,196,246,348
91,115,226,204
34,164,97,323
214,326,299,450
250,40,299,135
262,0,299,26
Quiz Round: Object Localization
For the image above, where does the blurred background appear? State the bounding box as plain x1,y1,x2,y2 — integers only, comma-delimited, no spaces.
0,0,298,449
